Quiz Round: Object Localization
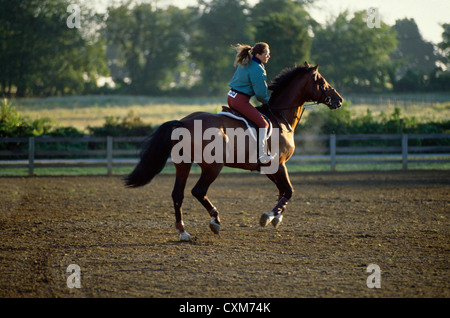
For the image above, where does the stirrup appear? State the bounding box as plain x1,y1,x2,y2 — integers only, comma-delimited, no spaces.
258,152,277,164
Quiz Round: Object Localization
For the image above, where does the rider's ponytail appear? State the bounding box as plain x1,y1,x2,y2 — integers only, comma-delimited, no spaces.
233,44,252,67
233,42,269,67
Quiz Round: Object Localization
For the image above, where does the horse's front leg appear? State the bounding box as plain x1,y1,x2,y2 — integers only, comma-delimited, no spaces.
260,163,293,228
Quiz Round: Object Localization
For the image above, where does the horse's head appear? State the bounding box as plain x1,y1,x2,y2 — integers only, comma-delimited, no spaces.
305,62,343,110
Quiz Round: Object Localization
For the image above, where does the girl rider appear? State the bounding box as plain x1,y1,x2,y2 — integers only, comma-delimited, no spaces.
227,42,275,164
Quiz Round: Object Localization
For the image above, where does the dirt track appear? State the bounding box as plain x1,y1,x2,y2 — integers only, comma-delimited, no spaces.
0,170,448,298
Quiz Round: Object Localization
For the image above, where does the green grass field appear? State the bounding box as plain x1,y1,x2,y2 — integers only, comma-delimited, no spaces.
10,93,450,132
11,95,224,132
2,159,449,177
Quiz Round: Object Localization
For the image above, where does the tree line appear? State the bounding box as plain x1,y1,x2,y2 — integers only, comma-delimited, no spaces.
1,0,449,97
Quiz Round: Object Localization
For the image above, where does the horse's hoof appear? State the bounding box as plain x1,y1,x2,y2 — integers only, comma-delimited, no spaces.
260,212,275,227
271,214,283,228
179,231,191,241
209,219,220,234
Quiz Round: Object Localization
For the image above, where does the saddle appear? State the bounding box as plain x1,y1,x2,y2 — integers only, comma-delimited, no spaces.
218,106,272,141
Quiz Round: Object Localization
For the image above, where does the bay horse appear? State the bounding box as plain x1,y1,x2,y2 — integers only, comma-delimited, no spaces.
124,62,343,241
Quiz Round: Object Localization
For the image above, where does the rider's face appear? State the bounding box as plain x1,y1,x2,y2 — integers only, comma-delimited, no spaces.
255,49,270,64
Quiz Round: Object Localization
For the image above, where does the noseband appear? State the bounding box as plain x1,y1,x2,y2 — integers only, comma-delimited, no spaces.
307,68,335,106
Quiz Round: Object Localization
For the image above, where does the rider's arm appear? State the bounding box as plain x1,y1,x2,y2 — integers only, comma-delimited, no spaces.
249,64,270,104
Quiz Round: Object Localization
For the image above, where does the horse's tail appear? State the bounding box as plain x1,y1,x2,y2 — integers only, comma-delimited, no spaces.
124,120,183,188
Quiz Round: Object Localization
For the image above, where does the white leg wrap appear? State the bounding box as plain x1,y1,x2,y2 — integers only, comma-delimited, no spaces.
271,213,283,228
179,231,191,241
260,211,275,227
209,218,221,234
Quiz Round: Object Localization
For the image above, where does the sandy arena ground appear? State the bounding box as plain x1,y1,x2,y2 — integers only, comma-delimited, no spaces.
0,170,448,298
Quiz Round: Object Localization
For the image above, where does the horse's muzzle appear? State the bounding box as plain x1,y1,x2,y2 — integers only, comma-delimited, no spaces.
329,96,343,109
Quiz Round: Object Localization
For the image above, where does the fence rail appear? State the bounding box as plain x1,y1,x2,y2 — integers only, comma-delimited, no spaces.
0,134,449,175
290,134,450,170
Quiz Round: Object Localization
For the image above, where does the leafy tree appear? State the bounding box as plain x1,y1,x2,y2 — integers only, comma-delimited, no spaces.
251,0,315,81
105,2,190,95
250,0,316,18
254,16,311,81
427,23,450,91
438,23,450,68
390,18,441,91
0,0,107,97
311,10,397,93
391,18,438,77
189,0,253,95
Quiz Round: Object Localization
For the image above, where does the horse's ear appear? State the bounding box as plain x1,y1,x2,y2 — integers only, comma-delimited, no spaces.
304,61,310,67
312,64,319,72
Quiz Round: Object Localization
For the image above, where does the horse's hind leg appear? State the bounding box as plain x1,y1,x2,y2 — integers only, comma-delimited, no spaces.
172,162,192,241
191,164,223,234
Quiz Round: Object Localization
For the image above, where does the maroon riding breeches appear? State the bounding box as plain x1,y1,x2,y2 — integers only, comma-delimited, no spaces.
227,91,268,129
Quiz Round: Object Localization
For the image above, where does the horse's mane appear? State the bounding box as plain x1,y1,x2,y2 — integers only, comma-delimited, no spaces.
268,65,310,101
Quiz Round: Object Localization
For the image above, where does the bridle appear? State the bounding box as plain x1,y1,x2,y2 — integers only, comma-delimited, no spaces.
267,68,334,132
310,68,335,107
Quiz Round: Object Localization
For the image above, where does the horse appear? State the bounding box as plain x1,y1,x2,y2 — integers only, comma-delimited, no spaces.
124,62,343,241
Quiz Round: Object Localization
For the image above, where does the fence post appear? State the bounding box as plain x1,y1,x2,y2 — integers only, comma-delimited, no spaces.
107,136,113,175
402,134,408,170
330,134,336,171
28,136,35,176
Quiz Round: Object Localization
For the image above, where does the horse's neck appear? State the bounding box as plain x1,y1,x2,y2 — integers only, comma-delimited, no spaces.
272,78,309,131
281,103,304,132
290,104,305,131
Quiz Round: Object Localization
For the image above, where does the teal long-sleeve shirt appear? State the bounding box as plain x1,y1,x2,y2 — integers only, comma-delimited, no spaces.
228,57,270,104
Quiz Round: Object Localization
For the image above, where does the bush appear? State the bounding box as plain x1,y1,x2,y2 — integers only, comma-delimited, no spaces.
0,101,156,159
298,102,449,135
296,102,449,150
0,98,56,137
87,110,154,137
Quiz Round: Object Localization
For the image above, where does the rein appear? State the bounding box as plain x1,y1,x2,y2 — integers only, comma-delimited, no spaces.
267,101,317,133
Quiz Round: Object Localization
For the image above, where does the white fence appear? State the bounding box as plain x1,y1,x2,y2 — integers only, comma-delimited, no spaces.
290,134,450,170
0,134,449,175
